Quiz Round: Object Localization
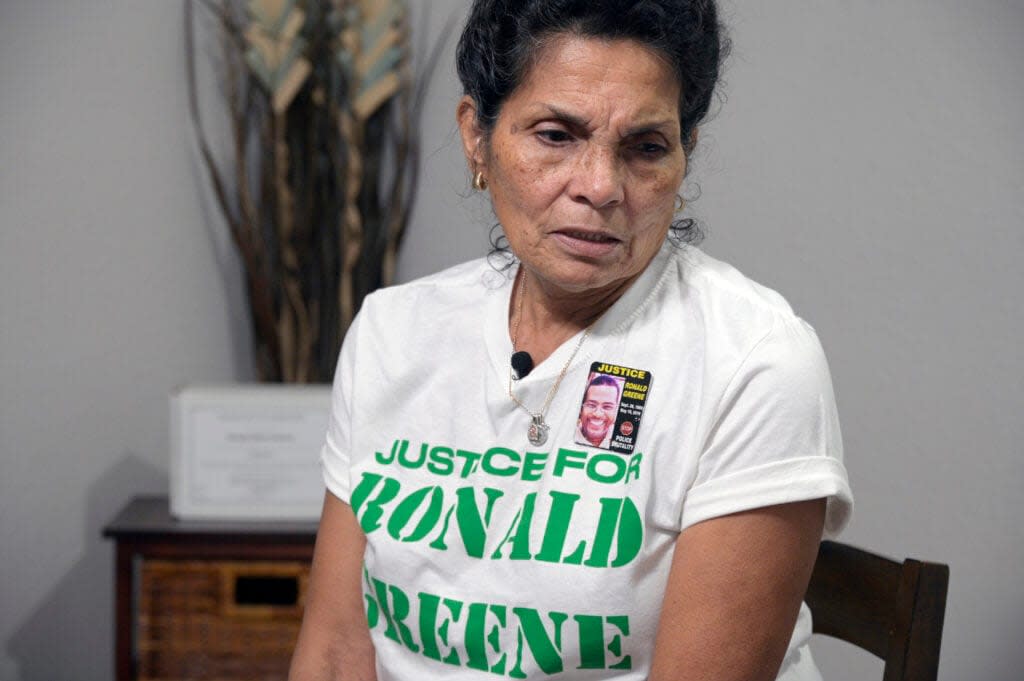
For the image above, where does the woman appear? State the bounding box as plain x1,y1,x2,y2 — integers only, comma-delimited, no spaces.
290,1,852,679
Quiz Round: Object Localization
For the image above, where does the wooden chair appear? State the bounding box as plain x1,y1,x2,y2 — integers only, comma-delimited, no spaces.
805,540,950,681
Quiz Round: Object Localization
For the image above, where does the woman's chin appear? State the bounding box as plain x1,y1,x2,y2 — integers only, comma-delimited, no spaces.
519,256,629,296
537,269,636,301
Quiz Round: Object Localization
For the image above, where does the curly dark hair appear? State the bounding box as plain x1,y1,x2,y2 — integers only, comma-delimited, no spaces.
456,0,730,248
457,0,727,151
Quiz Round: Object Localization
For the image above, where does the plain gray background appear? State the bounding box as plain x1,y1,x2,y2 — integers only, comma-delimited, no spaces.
1,1,1021,679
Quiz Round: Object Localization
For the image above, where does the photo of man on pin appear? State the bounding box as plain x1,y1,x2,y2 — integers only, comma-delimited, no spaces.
574,372,624,450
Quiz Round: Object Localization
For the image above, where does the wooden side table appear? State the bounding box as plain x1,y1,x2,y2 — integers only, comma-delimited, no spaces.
103,496,318,681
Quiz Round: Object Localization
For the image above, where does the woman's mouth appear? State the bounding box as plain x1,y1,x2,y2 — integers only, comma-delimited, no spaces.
563,229,617,243
552,228,621,257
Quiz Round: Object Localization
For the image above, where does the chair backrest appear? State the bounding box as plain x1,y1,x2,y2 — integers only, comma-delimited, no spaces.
804,541,949,681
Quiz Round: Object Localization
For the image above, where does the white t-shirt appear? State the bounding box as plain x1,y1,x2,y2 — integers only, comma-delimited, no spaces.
321,243,853,681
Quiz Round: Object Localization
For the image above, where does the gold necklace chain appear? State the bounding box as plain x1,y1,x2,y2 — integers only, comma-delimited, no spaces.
507,270,591,446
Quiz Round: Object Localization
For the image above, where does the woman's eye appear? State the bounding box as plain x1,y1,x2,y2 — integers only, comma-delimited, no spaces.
537,129,573,144
635,142,668,157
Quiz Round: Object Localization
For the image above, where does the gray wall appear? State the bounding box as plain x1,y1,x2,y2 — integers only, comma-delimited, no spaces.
1,1,1020,679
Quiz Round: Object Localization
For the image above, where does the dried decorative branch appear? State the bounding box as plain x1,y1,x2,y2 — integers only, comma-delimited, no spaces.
186,0,445,382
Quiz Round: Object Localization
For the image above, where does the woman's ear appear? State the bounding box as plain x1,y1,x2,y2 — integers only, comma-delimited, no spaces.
456,95,487,176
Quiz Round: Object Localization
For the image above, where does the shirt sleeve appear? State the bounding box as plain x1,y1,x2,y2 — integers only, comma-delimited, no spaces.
319,308,364,504
680,316,853,537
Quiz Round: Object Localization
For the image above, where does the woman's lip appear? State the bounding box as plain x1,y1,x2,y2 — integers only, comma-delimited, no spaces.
551,228,621,257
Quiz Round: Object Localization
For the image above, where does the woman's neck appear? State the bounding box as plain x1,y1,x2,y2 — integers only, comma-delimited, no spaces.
509,267,637,367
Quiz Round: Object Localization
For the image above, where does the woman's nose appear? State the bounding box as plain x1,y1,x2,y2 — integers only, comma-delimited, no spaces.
570,144,624,209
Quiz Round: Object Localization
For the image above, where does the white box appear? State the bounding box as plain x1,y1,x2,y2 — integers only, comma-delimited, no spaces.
170,384,331,521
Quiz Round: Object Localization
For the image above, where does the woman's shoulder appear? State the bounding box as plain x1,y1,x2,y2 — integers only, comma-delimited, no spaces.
675,246,799,320
366,256,507,306
355,256,510,338
656,245,827,368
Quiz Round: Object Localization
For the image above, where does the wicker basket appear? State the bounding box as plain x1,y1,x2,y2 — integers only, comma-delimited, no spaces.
137,560,309,680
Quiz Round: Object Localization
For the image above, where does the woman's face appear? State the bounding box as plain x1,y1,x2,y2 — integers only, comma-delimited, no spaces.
459,35,686,299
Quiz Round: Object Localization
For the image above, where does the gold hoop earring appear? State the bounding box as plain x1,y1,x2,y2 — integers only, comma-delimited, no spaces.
473,171,488,191
675,194,686,212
